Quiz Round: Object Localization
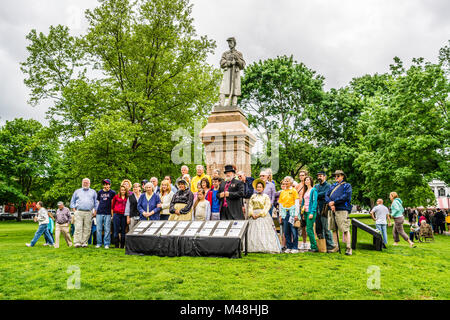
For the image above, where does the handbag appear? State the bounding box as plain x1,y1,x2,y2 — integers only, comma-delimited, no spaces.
317,238,327,253
294,219,301,228
321,203,329,217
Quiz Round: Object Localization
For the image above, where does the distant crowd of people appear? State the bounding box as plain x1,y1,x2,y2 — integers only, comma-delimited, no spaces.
25,164,450,256
405,207,449,234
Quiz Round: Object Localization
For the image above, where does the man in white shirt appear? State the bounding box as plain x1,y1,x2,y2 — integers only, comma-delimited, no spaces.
370,199,391,246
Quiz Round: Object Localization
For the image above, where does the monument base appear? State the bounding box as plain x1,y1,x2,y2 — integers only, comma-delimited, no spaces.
200,104,256,177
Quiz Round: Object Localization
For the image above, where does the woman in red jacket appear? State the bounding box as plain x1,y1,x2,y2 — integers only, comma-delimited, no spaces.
111,185,128,248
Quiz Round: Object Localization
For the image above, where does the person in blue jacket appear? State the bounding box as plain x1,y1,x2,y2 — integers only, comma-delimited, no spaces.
138,182,161,220
325,170,353,255
301,176,318,252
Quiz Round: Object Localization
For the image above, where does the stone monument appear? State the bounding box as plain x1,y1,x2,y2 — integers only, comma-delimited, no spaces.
200,37,256,176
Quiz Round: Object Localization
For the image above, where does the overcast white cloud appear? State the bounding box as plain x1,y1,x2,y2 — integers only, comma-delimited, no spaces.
0,0,449,125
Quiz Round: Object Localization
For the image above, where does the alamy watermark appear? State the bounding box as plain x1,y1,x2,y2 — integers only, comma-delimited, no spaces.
67,265,81,290
171,120,279,174
366,265,381,290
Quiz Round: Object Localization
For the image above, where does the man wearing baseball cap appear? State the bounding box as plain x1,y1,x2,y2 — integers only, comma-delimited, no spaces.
325,170,353,255
95,179,116,249
54,201,72,248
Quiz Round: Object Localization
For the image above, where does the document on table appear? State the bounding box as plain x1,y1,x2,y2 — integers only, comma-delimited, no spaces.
176,221,190,228
184,228,199,236
190,221,204,229
164,221,177,228
226,228,241,237
212,228,227,237
138,221,152,228
170,228,185,236
217,221,231,229
198,228,212,236
203,221,217,229
151,221,165,228
143,228,159,235
230,221,245,229
158,228,172,236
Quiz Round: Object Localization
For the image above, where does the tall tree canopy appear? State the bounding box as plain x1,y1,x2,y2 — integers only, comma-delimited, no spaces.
240,55,325,183
0,119,60,220
241,48,449,207
355,57,449,206
20,0,221,199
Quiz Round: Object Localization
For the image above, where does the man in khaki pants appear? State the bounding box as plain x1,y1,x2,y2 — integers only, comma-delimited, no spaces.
70,178,98,248
54,201,73,248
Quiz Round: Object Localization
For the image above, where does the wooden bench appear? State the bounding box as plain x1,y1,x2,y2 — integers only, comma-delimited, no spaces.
351,218,384,251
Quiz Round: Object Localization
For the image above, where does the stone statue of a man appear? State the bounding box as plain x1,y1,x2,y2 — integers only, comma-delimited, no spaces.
219,37,245,106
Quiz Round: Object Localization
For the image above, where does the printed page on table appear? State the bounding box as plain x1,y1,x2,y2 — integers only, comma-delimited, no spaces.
176,221,191,228
231,221,245,229
158,228,172,236
151,221,165,228
164,221,177,228
226,228,242,237
190,221,204,229
138,221,152,228
143,228,159,235
184,228,199,236
203,221,217,229
217,221,231,229
198,228,212,236
170,228,185,236
212,228,227,237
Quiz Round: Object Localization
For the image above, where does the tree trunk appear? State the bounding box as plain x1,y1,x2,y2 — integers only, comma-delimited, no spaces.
16,202,25,222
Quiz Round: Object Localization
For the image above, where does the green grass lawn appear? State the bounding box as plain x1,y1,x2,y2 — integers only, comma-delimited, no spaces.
0,215,449,300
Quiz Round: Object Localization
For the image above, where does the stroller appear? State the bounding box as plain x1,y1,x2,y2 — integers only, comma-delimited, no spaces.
419,222,434,242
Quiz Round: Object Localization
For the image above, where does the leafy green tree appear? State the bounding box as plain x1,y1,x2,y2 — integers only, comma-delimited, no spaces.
20,0,221,201
240,55,325,181
305,77,386,207
0,119,60,220
355,56,449,207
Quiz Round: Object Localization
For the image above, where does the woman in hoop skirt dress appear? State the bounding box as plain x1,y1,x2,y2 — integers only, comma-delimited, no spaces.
247,179,282,253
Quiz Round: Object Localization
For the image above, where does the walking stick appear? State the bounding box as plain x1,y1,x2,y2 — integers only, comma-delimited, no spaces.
332,209,341,254
322,203,341,253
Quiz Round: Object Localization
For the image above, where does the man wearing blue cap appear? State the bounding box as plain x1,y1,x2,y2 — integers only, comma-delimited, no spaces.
96,179,116,249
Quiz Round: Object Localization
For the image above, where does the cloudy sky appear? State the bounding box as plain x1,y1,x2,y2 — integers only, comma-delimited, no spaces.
0,0,449,125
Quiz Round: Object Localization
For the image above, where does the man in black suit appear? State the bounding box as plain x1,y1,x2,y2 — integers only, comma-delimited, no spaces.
217,165,245,220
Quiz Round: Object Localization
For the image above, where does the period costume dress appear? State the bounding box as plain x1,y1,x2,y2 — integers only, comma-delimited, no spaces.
169,179,194,221
247,179,282,253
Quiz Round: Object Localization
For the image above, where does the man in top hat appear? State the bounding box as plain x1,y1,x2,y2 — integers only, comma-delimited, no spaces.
217,165,245,220
219,37,246,106
141,179,149,191
325,170,353,255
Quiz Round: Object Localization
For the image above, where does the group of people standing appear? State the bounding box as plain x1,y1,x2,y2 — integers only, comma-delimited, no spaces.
27,163,438,257
405,207,449,234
